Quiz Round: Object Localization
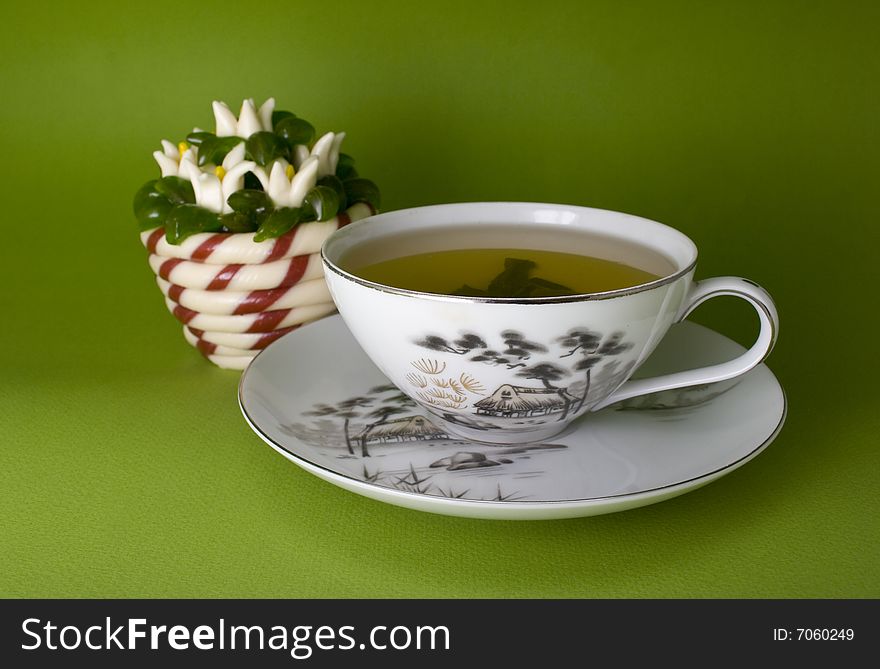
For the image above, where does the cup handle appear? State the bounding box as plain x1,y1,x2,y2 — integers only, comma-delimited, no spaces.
592,277,779,411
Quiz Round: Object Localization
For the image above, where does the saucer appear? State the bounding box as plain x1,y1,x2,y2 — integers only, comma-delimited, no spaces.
239,315,786,520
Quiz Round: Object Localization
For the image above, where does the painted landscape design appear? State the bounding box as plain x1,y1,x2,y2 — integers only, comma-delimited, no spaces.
274,326,740,503
408,327,637,428
279,383,568,502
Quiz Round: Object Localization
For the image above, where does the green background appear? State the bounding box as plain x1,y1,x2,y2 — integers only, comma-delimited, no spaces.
1,0,878,597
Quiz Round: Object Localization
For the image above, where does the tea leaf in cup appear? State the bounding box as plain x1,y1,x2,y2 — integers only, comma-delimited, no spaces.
488,258,537,297
451,284,490,297
524,277,575,297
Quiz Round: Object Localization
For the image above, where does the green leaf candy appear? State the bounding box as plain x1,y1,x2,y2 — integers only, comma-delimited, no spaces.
271,110,295,129
154,176,195,204
274,116,315,146
303,185,340,222
243,172,263,190
253,207,302,242
185,131,214,146
133,180,173,231
220,211,259,233
227,189,272,217
197,135,244,166
164,204,224,244
342,178,380,211
317,174,345,208
224,189,273,232
335,153,357,180
246,131,290,166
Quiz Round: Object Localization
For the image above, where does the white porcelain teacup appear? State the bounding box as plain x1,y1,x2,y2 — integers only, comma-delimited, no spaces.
322,202,778,444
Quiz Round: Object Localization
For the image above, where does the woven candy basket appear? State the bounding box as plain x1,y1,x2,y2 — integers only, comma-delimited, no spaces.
134,99,380,369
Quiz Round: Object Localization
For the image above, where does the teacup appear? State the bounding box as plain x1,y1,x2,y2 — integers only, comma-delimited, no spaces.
321,202,778,443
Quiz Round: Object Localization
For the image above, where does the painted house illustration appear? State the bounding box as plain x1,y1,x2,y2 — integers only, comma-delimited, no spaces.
355,415,450,445
474,384,579,418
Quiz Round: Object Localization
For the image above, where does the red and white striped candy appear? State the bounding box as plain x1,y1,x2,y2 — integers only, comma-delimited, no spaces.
204,351,257,370
182,327,260,357
148,252,324,291
156,277,331,315
185,326,303,350
164,297,337,332
140,202,372,264
183,327,303,371
142,203,372,369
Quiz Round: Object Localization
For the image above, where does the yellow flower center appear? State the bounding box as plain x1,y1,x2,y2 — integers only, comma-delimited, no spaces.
214,165,226,180
286,164,296,180
177,142,188,161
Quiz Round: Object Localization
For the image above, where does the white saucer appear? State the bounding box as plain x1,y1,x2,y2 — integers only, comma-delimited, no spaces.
239,315,786,520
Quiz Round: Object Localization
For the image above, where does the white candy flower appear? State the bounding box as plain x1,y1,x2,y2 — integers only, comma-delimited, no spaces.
310,131,346,177
248,130,344,208
179,143,256,214
291,144,311,169
153,139,199,177
252,155,319,209
213,98,275,138
151,99,346,214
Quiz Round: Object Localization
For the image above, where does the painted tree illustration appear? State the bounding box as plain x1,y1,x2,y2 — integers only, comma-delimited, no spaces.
416,330,547,369
515,362,572,420
358,405,408,457
367,383,415,408
559,329,633,413
369,383,400,394
414,333,486,355
493,330,549,368
382,390,413,407
279,418,339,448
590,358,636,401
304,396,373,455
